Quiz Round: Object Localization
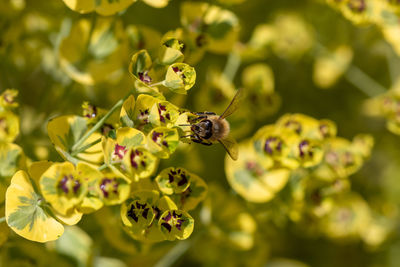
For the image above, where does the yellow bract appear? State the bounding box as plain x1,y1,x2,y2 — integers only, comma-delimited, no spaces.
225,141,289,203
62,0,137,16
6,170,64,242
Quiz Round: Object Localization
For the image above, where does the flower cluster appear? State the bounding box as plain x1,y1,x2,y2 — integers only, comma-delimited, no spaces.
225,113,393,246
364,78,400,135
326,0,400,55
4,88,208,243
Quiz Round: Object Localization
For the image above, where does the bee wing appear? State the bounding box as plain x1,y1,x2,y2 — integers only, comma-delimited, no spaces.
219,88,243,120
218,136,238,160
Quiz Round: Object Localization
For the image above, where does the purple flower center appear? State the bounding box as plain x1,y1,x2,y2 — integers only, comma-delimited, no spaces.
152,131,164,145
58,174,81,195
138,109,150,125
166,168,189,188
114,144,127,159
138,71,152,84
127,201,151,223
264,137,282,155
161,211,185,232
158,104,171,123
284,120,302,134
130,149,146,169
299,140,313,158
100,178,119,198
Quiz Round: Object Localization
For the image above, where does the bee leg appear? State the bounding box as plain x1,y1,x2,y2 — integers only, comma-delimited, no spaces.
192,138,212,146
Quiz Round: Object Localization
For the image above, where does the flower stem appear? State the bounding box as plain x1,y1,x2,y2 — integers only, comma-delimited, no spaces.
98,163,108,171
223,52,241,82
149,81,165,87
345,65,387,97
71,93,130,152
71,137,102,156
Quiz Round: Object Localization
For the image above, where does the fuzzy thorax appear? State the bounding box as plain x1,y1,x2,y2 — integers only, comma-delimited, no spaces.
208,115,230,141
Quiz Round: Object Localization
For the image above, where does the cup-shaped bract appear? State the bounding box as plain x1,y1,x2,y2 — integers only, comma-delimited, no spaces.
164,63,196,94
271,13,314,60
225,141,289,203
147,127,179,158
319,193,371,240
120,95,135,128
169,171,208,211
276,114,337,141
312,137,364,181
121,190,158,235
181,2,240,54
352,134,374,159
0,89,18,110
116,127,146,150
122,147,158,180
327,0,370,25
142,0,170,8
0,110,19,142
129,50,154,86
96,172,130,206
241,63,280,120
158,209,194,241
253,125,295,168
39,162,91,216
155,167,192,195
27,161,84,226
62,0,137,16
291,139,324,168
159,37,185,65
6,170,64,242
133,94,160,133
149,100,180,127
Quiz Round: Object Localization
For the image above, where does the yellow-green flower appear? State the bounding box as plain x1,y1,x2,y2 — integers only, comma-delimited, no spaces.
62,0,137,16
147,127,179,158
169,172,208,211
96,171,131,205
158,37,185,65
39,162,90,216
0,110,19,142
158,209,194,241
0,89,18,110
155,167,192,195
122,147,158,180
225,141,289,203
164,63,196,94
149,100,180,128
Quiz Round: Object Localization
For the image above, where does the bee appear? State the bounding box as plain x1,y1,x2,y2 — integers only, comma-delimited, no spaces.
182,88,243,160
